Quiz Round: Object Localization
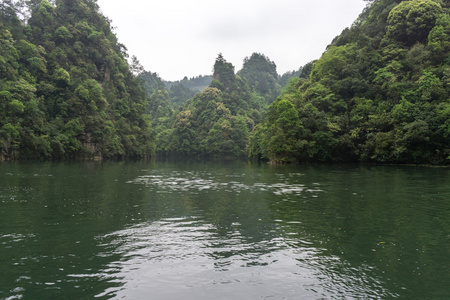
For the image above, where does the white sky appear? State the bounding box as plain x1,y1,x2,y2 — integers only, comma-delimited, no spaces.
97,0,367,81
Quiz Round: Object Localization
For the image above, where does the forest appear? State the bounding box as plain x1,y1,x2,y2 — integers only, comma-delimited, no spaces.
1,0,449,165
1,0,153,160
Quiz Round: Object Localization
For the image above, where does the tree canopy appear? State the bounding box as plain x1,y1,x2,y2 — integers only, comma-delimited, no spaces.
249,0,450,165
0,0,154,160
2,0,448,165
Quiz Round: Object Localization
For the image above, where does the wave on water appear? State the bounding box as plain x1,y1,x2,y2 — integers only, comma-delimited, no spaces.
126,171,323,197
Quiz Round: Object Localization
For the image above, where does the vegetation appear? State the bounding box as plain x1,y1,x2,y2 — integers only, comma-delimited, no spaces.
1,0,448,165
164,75,213,109
248,0,450,165
237,53,282,104
147,54,263,157
139,53,294,158
0,0,153,160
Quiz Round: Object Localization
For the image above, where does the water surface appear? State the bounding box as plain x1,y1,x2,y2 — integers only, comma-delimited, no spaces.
1,161,449,299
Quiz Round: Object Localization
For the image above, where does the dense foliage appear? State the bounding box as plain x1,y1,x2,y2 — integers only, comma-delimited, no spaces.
147,54,263,157
2,0,448,165
164,75,213,109
0,0,154,160
237,53,282,104
139,53,297,158
249,0,450,165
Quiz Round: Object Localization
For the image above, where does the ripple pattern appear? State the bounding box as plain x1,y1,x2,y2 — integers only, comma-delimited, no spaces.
127,171,323,197
94,216,396,299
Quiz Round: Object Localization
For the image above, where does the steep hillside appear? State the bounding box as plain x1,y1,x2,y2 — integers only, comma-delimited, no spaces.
249,0,450,165
0,0,153,160
154,54,264,157
164,75,213,109
237,53,282,104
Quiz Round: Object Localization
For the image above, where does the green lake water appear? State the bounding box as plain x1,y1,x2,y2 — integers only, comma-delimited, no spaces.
0,161,449,299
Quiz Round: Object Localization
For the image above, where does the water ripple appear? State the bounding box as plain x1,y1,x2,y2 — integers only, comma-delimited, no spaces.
94,217,396,299
127,172,323,197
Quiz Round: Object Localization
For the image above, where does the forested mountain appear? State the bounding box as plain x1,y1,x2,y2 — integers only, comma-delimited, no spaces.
2,0,448,165
0,0,153,160
163,75,213,109
141,53,294,158
237,53,282,104
164,75,213,91
138,71,165,98
279,67,304,87
156,54,300,111
249,0,450,165
150,54,265,157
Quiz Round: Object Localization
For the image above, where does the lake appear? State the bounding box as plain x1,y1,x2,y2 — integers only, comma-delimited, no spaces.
0,160,449,299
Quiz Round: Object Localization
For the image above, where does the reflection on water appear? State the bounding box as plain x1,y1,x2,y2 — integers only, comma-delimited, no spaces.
0,161,449,299
96,217,394,299
127,170,323,196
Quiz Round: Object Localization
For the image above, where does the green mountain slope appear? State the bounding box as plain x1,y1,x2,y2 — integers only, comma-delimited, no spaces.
154,54,264,157
0,0,154,160
249,0,450,165
3,0,448,164
237,53,282,104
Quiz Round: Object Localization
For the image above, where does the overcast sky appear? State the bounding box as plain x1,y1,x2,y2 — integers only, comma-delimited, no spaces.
96,0,367,81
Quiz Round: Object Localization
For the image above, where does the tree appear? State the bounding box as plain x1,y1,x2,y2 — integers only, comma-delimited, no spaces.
237,53,282,104
428,13,450,60
250,0,449,165
386,0,443,45
0,0,155,160
130,55,144,76
213,53,235,89
255,99,303,162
